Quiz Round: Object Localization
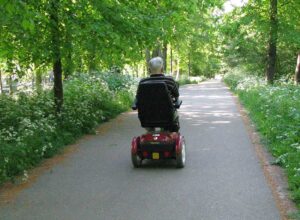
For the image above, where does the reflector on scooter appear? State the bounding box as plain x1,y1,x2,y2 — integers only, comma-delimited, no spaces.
142,152,148,157
164,151,171,157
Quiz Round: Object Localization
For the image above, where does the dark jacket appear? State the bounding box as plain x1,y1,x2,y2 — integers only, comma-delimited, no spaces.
138,74,179,100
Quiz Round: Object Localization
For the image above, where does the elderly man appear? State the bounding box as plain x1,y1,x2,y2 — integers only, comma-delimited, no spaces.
134,56,180,132
140,57,179,101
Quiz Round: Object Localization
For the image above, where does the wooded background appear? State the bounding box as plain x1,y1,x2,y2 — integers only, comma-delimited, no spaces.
0,0,300,109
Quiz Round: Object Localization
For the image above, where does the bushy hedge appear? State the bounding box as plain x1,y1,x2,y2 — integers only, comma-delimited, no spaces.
178,76,206,86
0,73,137,184
224,71,300,209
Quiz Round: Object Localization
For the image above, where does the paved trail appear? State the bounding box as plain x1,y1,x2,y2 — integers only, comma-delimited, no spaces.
0,80,280,220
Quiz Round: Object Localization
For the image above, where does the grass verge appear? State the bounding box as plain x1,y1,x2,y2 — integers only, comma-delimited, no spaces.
223,71,300,213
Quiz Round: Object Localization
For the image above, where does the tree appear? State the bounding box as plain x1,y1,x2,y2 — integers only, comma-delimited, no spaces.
49,0,63,112
220,0,300,81
0,0,224,104
266,0,278,84
0,69,3,93
295,53,300,84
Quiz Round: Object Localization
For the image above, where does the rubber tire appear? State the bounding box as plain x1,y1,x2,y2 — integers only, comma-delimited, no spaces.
132,152,142,168
176,140,186,168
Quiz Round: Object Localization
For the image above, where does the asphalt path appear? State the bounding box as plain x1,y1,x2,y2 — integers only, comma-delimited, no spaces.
0,79,280,220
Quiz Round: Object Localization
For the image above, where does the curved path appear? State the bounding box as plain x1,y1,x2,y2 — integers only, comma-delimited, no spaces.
0,80,280,220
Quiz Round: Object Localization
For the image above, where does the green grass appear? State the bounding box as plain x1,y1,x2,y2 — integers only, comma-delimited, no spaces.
289,211,300,220
0,72,137,185
224,71,300,211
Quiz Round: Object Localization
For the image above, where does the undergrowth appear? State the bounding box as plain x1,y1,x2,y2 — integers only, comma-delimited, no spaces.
0,72,137,185
224,70,300,211
178,76,206,85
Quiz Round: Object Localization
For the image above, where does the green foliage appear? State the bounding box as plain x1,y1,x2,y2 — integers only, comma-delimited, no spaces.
220,0,300,79
0,0,224,82
178,76,206,86
289,211,300,220
0,73,136,184
99,72,136,92
224,70,300,209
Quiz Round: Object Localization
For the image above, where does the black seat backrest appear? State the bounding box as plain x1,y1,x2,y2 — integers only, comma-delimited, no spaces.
139,76,178,96
137,80,174,128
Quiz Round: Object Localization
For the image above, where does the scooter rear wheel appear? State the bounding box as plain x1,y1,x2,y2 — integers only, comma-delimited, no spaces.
131,152,142,168
176,140,186,168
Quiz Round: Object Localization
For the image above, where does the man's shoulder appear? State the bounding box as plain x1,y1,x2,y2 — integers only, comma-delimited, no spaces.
164,75,176,81
160,75,177,84
139,74,177,85
151,74,175,81
163,75,174,79
139,77,152,84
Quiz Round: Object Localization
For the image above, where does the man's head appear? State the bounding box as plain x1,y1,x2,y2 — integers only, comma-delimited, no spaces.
149,57,164,74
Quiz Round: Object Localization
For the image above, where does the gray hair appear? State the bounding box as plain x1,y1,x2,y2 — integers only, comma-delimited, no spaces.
149,57,164,74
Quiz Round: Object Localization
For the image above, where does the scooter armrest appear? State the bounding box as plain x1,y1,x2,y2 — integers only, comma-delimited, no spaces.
132,104,137,110
174,100,182,109
132,98,138,110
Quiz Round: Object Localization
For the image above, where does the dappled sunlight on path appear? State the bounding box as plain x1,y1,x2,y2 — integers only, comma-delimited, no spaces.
180,80,240,128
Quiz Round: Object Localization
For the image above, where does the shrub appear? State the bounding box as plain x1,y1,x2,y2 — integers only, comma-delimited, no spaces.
0,72,137,184
178,76,206,85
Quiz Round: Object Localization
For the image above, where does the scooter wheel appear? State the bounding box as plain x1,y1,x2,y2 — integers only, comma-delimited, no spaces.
131,152,142,168
176,140,186,168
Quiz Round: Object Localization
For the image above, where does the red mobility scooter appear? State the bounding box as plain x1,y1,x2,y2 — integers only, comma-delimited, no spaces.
131,80,186,168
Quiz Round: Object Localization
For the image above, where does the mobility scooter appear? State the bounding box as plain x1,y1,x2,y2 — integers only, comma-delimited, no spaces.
131,80,186,168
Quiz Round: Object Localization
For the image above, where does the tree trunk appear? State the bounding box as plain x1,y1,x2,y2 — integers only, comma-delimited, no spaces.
28,64,34,89
6,59,14,95
143,65,147,77
53,59,63,113
152,45,162,58
134,64,139,77
88,53,96,72
170,46,173,76
176,58,180,80
0,70,3,94
266,0,278,84
8,75,13,95
50,0,63,113
145,49,151,74
88,37,97,73
188,52,191,77
295,53,300,85
64,11,74,79
162,43,167,73
64,27,73,78
36,70,42,92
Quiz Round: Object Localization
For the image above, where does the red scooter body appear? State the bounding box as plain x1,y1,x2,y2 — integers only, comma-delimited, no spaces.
131,131,186,168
